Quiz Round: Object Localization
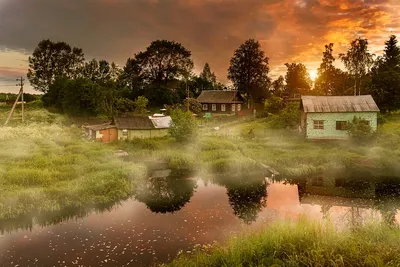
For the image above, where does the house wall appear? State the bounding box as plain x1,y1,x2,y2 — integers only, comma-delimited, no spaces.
305,112,378,140
118,129,169,140
201,103,243,114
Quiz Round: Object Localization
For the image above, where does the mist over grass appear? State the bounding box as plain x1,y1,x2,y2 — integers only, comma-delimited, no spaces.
0,105,146,221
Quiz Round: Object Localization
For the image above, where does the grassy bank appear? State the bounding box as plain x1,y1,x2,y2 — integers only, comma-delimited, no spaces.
0,105,146,221
166,220,400,267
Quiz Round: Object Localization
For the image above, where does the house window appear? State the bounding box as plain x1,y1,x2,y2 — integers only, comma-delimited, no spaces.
202,104,208,111
231,104,236,112
237,104,241,111
313,120,324,130
212,104,216,111
221,104,226,111
336,121,348,131
122,129,128,136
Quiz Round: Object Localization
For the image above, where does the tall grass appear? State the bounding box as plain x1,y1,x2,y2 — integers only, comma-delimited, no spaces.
0,108,147,221
166,219,400,267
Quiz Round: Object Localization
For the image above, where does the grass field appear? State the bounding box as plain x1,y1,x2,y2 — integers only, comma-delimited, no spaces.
0,103,146,220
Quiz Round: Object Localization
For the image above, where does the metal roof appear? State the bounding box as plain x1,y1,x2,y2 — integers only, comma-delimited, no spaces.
301,95,380,113
149,115,172,129
197,90,244,104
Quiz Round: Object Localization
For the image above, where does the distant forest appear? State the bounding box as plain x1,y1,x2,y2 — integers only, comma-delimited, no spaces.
25,35,400,116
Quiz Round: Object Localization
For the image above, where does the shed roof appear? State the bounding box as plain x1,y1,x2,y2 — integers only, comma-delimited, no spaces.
149,115,172,129
197,90,244,104
301,95,379,113
83,123,115,131
114,116,155,130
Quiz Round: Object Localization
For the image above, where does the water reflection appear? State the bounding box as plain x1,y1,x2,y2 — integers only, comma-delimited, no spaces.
213,175,268,224
280,175,400,226
0,202,121,234
134,169,198,213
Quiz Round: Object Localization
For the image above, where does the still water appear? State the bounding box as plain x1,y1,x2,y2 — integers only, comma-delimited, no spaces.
0,173,399,267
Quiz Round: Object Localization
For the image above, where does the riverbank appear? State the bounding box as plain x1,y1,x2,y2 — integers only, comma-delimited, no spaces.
0,105,147,221
165,219,400,267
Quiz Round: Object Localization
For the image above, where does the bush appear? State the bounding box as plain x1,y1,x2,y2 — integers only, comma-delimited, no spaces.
264,96,283,114
347,116,377,145
183,98,202,114
168,109,197,142
267,102,300,129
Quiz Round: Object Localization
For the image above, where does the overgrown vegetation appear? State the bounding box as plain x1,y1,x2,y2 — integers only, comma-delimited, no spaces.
0,106,146,220
168,109,198,142
166,220,400,267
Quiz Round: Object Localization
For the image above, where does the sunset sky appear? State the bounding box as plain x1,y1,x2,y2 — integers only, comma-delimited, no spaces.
0,0,399,94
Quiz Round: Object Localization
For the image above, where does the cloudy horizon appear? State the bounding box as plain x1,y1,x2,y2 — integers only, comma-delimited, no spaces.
0,0,399,94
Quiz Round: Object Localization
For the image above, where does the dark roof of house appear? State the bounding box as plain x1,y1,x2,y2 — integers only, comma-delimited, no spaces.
197,90,244,104
114,116,155,130
84,123,116,131
301,95,380,113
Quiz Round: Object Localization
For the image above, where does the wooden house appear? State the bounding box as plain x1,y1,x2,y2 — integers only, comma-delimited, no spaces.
300,95,379,140
197,90,245,114
83,115,172,143
114,116,172,140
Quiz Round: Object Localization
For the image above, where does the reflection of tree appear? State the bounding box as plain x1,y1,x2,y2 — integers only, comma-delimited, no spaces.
134,176,197,213
225,178,268,224
0,202,119,234
376,180,400,226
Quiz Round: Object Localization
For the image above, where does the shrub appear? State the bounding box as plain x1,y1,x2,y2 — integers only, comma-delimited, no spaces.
267,102,300,129
183,98,202,114
264,96,283,114
169,109,197,142
347,116,377,145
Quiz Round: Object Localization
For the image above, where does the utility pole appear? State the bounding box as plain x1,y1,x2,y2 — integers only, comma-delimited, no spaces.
17,77,25,122
186,82,190,112
4,77,24,126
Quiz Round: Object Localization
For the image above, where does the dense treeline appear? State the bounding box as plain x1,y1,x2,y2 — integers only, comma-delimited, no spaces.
27,35,400,116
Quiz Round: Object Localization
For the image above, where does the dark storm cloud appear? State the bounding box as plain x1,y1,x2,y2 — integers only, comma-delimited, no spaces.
0,0,398,83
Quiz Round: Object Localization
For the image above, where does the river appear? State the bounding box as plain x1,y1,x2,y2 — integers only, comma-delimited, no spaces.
0,173,399,267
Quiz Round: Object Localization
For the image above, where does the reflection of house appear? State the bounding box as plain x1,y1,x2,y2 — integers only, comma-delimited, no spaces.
298,176,376,208
197,90,245,114
83,115,172,143
300,95,379,140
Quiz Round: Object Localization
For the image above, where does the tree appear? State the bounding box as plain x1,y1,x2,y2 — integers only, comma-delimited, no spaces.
27,39,85,93
228,39,270,104
339,38,374,95
133,96,149,115
169,109,197,142
383,35,400,69
82,59,119,84
119,58,145,99
315,43,336,95
135,40,194,87
270,75,285,97
284,63,312,96
199,63,217,89
368,35,400,112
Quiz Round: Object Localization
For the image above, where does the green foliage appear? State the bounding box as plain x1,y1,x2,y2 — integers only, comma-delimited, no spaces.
133,96,149,115
339,38,374,95
27,39,85,93
228,39,270,103
264,96,283,114
268,102,300,129
368,35,400,113
168,109,197,142
166,220,400,267
284,62,312,96
347,116,377,145
183,98,202,114
0,120,146,220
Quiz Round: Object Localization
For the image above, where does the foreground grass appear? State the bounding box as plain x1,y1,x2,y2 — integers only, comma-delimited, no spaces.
166,220,400,267
0,105,146,221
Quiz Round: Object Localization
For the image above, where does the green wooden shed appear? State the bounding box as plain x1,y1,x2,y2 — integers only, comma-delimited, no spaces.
300,95,380,140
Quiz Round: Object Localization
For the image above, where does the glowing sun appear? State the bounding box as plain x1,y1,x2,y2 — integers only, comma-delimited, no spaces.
309,70,317,82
